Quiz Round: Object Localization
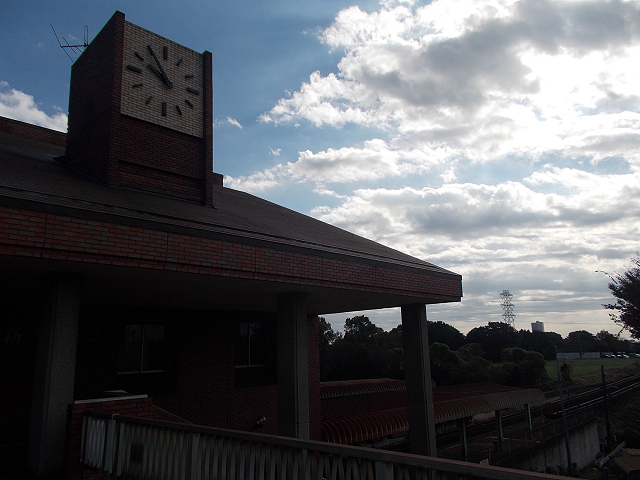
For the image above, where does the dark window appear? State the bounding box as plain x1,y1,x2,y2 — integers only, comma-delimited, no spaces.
235,320,276,387
118,324,169,374
236,322,270,368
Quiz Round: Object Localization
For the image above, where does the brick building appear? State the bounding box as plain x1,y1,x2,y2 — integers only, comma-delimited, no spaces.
0,11,462,477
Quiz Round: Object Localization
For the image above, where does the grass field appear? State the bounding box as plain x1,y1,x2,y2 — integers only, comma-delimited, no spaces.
545,357,639,382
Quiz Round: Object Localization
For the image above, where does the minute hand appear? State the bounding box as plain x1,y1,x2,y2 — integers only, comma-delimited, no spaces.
147,45,173,88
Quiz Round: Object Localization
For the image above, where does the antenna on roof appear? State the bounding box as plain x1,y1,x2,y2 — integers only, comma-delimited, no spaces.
50,23,89,62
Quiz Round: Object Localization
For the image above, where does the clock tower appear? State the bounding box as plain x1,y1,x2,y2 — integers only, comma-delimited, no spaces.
64,11,214,205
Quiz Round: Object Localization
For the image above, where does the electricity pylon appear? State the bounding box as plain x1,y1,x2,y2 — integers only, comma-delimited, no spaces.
500,290,516,328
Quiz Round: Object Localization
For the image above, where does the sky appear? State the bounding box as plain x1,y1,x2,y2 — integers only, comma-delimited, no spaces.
1,0,639,339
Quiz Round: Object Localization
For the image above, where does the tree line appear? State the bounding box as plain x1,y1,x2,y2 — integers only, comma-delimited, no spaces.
319,252,640,388
319,253,640,387
319,316,634,388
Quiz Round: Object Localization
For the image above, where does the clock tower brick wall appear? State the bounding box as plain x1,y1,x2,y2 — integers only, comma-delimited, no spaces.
65,10,123,182
64,11,214,205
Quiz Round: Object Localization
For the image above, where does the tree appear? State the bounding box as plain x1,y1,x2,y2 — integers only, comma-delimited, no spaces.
429,342,461,386
386,324,404,350
499,348,548,387
520,330,564,360
427,321,465,350
565,330,598,355
429,342,496,386
453,344,495,384
318,317,341,349
344,315,384,344
320,316,399,381
465,322,521,362
595,330,624,353
318,318,343,381
602,254,640,339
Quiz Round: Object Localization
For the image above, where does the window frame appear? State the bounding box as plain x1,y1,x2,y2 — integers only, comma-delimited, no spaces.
235,321,272,369
234,317,277,387
117,322,170,375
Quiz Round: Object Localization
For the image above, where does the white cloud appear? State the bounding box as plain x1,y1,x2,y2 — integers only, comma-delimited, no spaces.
307,168,640,335
310,168,640,251
245,0,640,336
226,137,463,192
269,147,281,157
260,0,640,168
0,84,67,132
216,117,243,129
259,71,379,128
224,164,288,192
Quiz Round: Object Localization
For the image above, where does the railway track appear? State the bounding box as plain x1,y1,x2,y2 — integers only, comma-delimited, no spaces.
435,374,640,448
544,374,640,418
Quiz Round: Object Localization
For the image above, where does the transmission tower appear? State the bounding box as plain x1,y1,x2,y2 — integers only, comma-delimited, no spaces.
500,290,516,328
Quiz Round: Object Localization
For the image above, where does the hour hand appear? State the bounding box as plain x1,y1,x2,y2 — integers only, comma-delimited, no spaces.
148,64,165,83
147,45,173,88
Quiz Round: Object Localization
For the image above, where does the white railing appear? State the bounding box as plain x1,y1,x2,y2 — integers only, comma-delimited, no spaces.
80,412,562,480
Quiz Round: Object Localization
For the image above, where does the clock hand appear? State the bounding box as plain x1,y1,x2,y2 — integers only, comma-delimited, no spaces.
148,64,164,82
147,45,173,89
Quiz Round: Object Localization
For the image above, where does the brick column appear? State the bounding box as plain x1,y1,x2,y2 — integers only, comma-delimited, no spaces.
402,303,437,457
276,292,309,439
28,275,80,474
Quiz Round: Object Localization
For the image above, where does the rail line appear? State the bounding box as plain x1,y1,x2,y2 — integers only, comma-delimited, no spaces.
435,374,640,448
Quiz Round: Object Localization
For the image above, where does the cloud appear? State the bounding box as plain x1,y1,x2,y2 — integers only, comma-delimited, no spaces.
216,117,243,129
0,84,67,132
269,147,281,157
259,71,379,128
244,0,640,336
260,0,640,167
312,168,640,242
224,164,288,192
308,166,640,335
226,137,462,192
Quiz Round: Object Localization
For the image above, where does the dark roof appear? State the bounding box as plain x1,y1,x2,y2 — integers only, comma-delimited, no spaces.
0,129,455,275
321,379,545,445
0,118,462,314
321,379,407,399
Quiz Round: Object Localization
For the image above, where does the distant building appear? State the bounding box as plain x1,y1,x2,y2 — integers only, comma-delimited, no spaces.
531,321,545,332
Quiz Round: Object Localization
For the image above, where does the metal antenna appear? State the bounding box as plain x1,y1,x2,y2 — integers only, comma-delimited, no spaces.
500,290,516,328
51,24,89,62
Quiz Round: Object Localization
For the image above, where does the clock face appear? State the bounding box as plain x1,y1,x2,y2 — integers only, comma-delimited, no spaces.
121,22,204,138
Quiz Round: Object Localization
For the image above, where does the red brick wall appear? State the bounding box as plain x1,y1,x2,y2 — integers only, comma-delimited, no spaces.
0,205,462,300
114,116,205,201
65,10,122,182
72,310,281,437
0,117,66,146
159,314,279,435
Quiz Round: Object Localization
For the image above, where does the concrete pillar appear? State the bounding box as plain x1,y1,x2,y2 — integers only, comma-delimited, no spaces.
458,418,468,461
525,404,533,431
496,409,504,448
276,292,309,439
401,303,437,457
28,275,80,474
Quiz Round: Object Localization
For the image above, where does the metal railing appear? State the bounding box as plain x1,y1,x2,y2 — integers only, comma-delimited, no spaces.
484,408,595,465
80,412,562,480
